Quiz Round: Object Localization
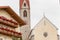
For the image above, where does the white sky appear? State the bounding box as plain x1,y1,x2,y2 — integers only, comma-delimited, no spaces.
0,0,60,35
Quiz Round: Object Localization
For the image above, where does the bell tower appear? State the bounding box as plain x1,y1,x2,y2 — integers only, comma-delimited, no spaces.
20,0,30,40
20,0,30,24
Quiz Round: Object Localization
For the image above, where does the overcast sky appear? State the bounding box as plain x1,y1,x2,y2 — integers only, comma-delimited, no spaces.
0,0,60,35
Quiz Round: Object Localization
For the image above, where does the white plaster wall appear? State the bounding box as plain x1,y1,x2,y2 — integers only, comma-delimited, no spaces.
0,10,13,20
0,34,12,40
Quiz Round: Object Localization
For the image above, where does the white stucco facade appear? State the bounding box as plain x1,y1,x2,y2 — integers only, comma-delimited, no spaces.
29,16,58,40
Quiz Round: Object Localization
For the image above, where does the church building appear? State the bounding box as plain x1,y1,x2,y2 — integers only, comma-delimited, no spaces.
28,16,59,40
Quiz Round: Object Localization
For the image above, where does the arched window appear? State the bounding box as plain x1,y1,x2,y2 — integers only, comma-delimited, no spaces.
24,3,26,7
23,10,27,17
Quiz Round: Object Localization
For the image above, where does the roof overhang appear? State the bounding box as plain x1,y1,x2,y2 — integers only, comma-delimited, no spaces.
0,6,26,26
